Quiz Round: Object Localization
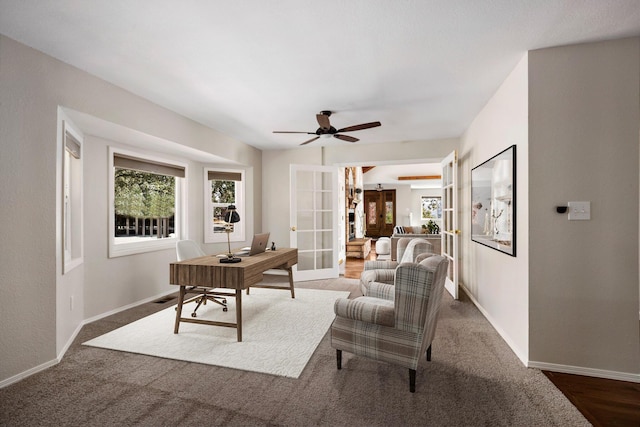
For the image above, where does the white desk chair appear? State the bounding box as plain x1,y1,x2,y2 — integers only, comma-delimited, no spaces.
176,240,228,316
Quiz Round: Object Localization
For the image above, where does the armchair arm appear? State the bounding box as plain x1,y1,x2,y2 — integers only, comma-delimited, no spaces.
363,260,398,271
368,282,395,301
334,298,394,327
415,252,435,263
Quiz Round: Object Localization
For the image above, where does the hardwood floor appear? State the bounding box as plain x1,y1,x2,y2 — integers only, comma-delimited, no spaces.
344,240,640,426
343,242,377,279
543,371,640,427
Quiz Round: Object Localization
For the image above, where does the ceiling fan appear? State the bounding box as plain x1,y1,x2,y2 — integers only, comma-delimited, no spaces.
273,111,381,145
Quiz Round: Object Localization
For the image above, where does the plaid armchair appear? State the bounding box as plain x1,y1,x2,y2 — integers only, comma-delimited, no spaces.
331,255,449,392
360,237,434,295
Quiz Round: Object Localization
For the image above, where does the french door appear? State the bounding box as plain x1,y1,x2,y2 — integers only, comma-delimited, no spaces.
441,151,459,299
290,164,339,281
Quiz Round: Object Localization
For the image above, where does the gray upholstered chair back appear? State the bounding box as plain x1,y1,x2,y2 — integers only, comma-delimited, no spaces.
397,237,433,263
415,255,449,359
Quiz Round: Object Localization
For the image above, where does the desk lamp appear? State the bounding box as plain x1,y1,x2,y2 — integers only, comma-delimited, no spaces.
220,204,241,263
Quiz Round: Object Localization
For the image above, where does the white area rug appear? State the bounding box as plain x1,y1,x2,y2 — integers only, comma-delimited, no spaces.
83,287,349,378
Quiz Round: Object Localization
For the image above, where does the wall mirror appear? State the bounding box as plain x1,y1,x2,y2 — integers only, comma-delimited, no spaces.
471,145,516,256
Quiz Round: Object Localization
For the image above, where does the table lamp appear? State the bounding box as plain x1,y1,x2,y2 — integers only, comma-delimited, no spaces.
220,204,241,263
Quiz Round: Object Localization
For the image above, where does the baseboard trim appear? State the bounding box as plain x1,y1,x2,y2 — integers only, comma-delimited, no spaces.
458,285,640,384
82,289,178,325
458,283,529,366
1,288,178,389
529,360,640,383
0,358,59,389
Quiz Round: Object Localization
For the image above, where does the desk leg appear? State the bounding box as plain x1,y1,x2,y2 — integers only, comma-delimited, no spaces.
174,285,186,334
236,289,242,342
286,267,295,299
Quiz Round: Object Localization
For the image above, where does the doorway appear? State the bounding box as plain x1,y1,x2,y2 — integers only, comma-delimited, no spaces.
364,189,396,238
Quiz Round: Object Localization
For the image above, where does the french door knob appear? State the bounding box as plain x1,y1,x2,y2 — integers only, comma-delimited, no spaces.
291,226,296,231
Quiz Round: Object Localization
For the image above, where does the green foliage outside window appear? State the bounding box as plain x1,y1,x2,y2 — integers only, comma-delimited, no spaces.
115,169,175,218
114,169,175,237
211,180,236,232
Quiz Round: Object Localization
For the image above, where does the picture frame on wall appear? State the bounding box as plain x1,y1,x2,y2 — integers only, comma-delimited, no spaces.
471,145,516,256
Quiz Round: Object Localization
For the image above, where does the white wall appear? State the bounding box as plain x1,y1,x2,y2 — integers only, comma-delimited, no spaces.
0,35,261,385
324,138,458,166
458,54,530,363
262,147,323,249
528,38,640,377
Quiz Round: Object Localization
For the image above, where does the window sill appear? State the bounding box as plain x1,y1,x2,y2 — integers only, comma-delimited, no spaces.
109,237,177,258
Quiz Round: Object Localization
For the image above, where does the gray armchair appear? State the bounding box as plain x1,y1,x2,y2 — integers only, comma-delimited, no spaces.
331,255,449,392
360,237,433,295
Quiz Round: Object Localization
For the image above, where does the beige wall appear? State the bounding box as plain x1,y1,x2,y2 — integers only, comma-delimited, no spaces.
528,38,640,375
262,147,324,249
459,55,530,362
323,138,458,166
0,35,261,384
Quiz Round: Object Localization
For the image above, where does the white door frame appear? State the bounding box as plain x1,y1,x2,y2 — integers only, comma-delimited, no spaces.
441,150,459,299
290,164,340,281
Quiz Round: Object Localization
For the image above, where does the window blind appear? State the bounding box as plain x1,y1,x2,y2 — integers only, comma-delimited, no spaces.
114,153,185,178
207,171,242,181
65,131,81,159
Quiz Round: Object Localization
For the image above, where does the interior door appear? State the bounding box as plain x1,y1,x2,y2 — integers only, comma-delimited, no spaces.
364,190,381,237
364,189,396,237
441,151,459,299
290,164,339,281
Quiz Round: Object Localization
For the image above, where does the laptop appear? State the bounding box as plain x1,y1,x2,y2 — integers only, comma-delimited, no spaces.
235,232,270,257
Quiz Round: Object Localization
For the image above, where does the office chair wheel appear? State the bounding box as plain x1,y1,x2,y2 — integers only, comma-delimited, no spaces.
191,312,197,318
223,307,228,312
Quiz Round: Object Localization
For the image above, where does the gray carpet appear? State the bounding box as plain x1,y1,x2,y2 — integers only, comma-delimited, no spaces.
0,276,589,426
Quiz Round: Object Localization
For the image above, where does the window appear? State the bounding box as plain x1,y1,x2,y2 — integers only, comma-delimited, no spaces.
421,196,442,220
109,147,185,257
204,169,245,243
62,119,83,273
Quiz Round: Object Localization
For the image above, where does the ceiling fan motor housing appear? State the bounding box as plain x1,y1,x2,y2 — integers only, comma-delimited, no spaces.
316,126,337,135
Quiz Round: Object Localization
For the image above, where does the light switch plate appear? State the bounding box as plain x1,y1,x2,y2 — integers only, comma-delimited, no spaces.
568,201,590,220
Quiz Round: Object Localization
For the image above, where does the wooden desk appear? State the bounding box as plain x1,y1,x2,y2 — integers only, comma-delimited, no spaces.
169,248,298,341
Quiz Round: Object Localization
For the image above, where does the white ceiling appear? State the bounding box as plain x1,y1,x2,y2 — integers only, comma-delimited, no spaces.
2,1,640,158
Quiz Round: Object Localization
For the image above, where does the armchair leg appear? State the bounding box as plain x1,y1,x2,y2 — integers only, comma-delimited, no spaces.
409,369,416,393
336,350,342,370
426,344,432,362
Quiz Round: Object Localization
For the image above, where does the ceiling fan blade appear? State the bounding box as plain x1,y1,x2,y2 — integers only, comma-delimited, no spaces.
337,121,381,133
300,136,320,146
273,131,316,134
334,134,359,143
316,113,331,130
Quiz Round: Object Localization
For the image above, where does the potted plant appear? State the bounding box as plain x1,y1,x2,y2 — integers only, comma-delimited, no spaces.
426,220,440,234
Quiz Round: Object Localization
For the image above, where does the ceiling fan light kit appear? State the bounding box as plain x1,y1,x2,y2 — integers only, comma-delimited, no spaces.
273,110,381,145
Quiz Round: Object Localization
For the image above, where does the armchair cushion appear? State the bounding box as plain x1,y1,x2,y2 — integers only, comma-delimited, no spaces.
334,297,394,327
360,268,395,295
363,260,398,271
367,282,395,301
